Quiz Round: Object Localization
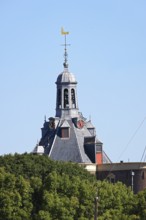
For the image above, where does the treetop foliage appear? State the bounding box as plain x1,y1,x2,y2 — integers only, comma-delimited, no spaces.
0,153,146,219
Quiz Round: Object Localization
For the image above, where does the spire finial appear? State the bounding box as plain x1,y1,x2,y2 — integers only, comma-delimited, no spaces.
61,27,70,68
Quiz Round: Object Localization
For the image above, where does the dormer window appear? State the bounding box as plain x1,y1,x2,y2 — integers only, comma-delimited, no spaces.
60,120,70,139
61,127,69,138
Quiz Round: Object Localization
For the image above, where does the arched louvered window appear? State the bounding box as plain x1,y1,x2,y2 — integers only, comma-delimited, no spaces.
71,89,76,108
57,89,61,108
64,89,69,108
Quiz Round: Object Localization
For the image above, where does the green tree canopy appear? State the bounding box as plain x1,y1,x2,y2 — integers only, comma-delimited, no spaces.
0,153,145,219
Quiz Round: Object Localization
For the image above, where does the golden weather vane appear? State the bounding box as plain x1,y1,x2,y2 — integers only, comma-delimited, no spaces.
61,27,70,68
61,27,69,35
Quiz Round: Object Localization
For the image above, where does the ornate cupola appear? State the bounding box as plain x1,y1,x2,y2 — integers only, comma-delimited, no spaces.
55,30,79,119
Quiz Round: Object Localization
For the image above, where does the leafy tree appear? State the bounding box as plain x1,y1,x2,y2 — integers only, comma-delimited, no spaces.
134,188,146,220
0,154,94,181
0,153,144,219
97,181,136,219
0,167,33,220
39,171,95,219
36,210,51,220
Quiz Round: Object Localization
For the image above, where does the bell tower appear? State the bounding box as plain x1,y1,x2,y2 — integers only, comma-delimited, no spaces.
55,28,79,119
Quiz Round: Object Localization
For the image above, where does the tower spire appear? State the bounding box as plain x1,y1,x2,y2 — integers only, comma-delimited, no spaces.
61,27,70,68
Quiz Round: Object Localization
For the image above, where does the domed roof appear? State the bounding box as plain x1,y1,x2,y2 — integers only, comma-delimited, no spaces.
56,70,77,84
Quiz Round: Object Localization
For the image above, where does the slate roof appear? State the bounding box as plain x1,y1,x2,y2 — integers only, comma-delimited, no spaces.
48,119,92,163
35,115,111,164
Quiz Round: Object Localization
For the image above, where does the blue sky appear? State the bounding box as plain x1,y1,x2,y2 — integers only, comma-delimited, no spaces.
0,0,146,162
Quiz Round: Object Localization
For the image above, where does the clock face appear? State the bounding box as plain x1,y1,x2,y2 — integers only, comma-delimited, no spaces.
77,120,84,129
49,120,55,129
